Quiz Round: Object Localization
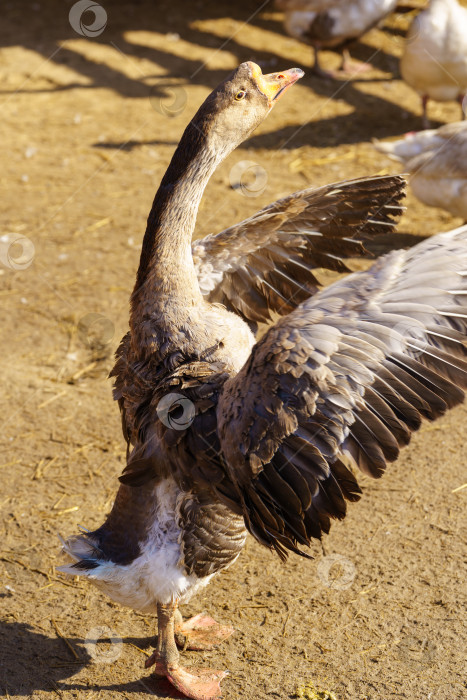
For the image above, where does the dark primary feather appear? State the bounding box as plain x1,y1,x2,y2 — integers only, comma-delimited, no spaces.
217,226,467,559
193,174,406,323
180,492,247,578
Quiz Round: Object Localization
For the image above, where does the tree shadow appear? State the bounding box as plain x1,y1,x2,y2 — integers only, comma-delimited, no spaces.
92,139,179,152
0,0,277,99
0,0,427,148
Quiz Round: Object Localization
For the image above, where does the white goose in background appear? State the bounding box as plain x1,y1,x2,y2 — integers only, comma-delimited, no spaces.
400,0,467,128
276,0,398,78
374,121,467,221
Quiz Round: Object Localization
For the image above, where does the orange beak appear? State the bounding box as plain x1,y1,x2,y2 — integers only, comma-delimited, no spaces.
248,62,304,105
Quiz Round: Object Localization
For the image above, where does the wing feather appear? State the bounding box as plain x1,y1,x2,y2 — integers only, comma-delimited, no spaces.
217,225,467,556
193,175,405,323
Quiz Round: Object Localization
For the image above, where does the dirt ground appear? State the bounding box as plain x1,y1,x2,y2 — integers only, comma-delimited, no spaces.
1,1,466,699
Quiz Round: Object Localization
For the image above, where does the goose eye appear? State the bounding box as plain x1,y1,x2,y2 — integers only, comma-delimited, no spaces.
235,90,246,101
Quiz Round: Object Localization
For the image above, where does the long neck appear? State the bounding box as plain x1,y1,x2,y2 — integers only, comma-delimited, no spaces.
130,119,222,334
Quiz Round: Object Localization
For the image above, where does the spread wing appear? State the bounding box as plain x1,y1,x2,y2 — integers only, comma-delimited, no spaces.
192,175,406,324
217,225,467,559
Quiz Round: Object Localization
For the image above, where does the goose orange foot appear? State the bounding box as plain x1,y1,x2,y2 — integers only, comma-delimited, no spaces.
312,48,373,80
145,653,227,700
339,58,373,76
175,611,234,651
146,602,228,700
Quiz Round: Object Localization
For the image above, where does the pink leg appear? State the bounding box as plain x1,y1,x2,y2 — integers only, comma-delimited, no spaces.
145,602,228,700
311,46,333,80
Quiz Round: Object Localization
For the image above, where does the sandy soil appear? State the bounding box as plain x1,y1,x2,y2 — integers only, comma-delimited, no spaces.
1,1,466,699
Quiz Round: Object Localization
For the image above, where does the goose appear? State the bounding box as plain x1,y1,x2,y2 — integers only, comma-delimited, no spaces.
60,62,467,700
276,0,398,78
374,121,467,221
400,0,467,128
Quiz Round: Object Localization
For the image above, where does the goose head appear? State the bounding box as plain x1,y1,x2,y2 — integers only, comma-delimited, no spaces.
188,61,304,162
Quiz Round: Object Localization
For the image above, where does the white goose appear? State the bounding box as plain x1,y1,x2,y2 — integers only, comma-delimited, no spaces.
374,121,467,221
400,0,467,127
277,0,398,78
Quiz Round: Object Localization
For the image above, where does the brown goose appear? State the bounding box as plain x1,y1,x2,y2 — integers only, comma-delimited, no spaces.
60,62,467,700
